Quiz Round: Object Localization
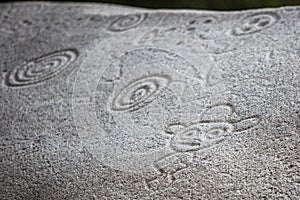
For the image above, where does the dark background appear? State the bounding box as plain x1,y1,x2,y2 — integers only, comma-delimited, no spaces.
30,0,300,10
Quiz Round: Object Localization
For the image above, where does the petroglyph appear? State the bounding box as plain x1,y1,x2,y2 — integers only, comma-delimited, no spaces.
4,49,78,87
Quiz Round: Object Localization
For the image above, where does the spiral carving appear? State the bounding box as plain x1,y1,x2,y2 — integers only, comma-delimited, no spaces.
108,13,147,32
5,49,78,87
111,75,170,111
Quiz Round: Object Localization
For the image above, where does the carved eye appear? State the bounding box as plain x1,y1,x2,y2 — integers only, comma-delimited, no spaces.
181,128,198,140
249,17,260,24
206,127,228,140
258,20,270,27
111,75,170,111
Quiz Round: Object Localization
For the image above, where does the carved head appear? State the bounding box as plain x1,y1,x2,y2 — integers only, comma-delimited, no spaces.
164,104,260,152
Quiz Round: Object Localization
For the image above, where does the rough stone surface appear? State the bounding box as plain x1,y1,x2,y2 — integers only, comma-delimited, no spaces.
0,2,299,199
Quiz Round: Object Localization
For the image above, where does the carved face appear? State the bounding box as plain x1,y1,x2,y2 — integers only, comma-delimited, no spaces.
168,122,234,152
232,12,280,36
165,111,260,152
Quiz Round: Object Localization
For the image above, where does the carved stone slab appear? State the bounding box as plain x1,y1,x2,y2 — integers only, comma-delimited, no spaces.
0,2,299,199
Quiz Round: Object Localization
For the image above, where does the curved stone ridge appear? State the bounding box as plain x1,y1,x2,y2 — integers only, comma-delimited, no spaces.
4,49,78,87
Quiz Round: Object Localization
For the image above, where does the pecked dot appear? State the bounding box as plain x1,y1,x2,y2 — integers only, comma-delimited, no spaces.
187,27,196,31
22,19,32,26
242,26,252,32
90,15,102,22
203,19,213,24
189,20,196,25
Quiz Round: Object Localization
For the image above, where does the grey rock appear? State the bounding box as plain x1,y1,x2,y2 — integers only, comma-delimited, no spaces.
0,2,299,199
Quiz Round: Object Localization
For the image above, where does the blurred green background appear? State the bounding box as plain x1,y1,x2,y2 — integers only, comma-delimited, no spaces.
52,0,300,10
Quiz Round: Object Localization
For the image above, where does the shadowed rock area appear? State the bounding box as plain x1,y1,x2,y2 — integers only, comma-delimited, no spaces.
0,2,299,199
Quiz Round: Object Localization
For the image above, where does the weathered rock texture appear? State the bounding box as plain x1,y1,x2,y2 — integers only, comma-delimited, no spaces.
0,2,299,199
